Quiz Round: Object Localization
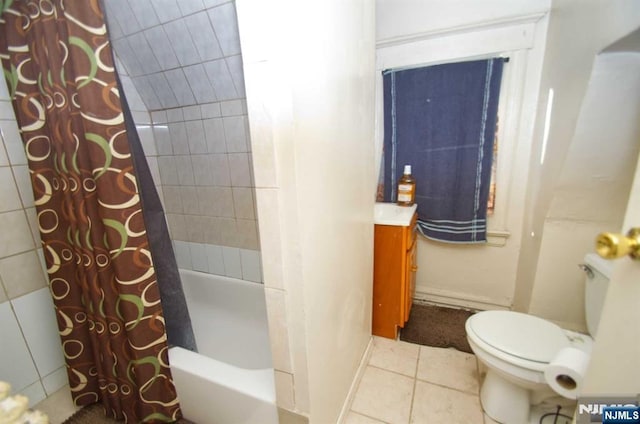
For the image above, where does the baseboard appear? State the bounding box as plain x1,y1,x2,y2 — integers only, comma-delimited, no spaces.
414,287,511,311
337,336,374,424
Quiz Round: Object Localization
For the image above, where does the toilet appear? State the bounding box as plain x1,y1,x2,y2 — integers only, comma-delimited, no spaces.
465,253,612,423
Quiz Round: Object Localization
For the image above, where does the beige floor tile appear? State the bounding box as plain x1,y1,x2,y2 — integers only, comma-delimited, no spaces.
351,366,414,424
344,411,388,424
368,336,420,377
411,380,484,424
33,386,79,424
483,412,500,424
416,346,479,394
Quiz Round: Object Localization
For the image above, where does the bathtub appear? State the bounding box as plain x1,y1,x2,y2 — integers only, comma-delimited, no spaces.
168,269,278,424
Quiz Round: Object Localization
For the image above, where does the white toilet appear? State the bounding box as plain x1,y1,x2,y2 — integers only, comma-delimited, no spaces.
465,253,612,423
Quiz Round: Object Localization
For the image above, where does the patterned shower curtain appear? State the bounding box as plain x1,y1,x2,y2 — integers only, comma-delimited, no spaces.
0,1,181,422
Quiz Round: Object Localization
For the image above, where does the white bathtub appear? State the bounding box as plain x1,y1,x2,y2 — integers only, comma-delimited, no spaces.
168,269,278,424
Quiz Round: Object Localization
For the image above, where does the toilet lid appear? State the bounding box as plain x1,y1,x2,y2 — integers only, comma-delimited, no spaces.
468,311,570,363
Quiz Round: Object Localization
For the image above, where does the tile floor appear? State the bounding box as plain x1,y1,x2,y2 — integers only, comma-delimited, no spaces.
344,336,495,424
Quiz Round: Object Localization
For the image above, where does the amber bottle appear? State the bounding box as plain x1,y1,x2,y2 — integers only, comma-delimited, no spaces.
397,165,416,206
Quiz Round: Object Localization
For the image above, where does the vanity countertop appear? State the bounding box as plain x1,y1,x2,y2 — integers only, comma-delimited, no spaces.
374,202,417,226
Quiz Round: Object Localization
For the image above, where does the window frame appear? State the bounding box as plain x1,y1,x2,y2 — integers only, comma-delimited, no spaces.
375,18,541,246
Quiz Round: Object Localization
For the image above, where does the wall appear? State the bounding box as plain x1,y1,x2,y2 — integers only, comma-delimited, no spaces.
375,0,550,310
0,79,66,406
105,0,262,281
514,0,640,330
237,0,376,422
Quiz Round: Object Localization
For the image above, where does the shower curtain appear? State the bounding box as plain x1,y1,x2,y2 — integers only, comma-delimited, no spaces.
0,1,183,422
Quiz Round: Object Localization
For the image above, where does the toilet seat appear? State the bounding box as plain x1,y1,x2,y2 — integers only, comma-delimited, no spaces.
467,311,570,366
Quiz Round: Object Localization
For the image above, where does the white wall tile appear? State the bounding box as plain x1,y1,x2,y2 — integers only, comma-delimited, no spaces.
274,371,295,411
169,122,190,155
208,4,242,56
233,187,256,220
112,39,144,77
24,208,41,247
178,0,205,16
157,156,179,185
174,155,195,185
150,0,182,23
0,76,10,99
209,154,231,186
0,101,16,120
183,65,218,104
19,381,47,408
201,103,221,119
174,240,192,269
153,125,172,155
185,120,207,154
183,106,202,121
220,100,243,116
42,367,68,396
0,167,22,212
147,157,161,187
0,119,27,165
12,289,64,378
105,0,141,36
11,165,33,208
227,153,251,187
148,73,179,109
225,55,246,97
203,59,238,101
164,20,201,67
205,244,225,275
180,186,199,215
264,288,293,373
129,0,160,29
0,251,47,299
240,249,262,282
144,27,180,70
204,118,227,153
185,12,223,62
221,246,242,278
127,33,161,75
255,189,284,289
151,111,168,124
167,108,184,123
137,126,158,156
223,116,248,152
189,242,209,272
131,76,162,110
0,302,40,391
191,156,214,186
0,210,35,257
164,69,196,107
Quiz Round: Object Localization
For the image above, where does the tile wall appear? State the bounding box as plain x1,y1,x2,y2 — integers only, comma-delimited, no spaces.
0,80,67,407
106,0,262,281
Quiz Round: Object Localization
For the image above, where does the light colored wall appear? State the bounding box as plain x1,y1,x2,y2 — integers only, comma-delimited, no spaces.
0,80,66,406
527,50,640,330
237,0,376,421
514,0,640,329
375,0,550,310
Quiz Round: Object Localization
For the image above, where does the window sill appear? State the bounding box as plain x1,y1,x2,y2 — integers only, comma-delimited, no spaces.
486,230,510,247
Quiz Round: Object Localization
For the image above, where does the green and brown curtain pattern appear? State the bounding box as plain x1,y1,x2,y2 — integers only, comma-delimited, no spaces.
0,1,181,422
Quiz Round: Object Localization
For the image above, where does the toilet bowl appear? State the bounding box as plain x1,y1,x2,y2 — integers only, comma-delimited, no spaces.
466,311,592,423
465,253,610,423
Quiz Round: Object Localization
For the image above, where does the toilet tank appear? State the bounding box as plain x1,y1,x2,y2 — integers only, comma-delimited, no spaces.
583,253,613,337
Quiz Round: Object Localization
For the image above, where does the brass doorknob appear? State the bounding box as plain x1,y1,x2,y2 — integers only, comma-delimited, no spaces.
596,228,640,260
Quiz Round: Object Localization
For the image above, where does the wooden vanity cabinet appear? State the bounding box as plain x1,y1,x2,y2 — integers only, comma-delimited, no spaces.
372,212,417,339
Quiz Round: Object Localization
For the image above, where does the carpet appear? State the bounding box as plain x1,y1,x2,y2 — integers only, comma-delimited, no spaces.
400,303,475,353
62,403,194,424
